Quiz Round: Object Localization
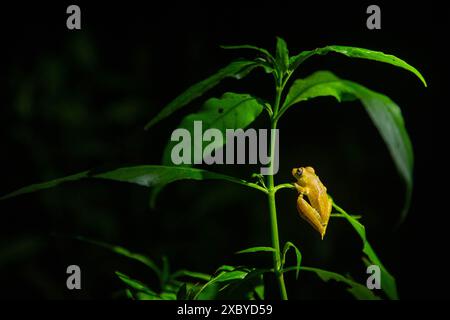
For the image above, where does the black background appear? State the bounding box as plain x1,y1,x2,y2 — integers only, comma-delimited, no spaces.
0,1,444,299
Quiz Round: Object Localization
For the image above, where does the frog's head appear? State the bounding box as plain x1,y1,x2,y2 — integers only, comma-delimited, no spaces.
292,167,303,179
292,166,316,184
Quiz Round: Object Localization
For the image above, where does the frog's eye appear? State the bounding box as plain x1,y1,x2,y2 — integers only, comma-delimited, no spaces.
295,168,303,177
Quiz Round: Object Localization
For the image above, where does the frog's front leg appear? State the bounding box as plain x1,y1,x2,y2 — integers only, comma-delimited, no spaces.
294,182,308,195
296,194,326,239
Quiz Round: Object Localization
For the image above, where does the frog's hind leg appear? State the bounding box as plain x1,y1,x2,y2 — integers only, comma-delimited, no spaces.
296,195,326,239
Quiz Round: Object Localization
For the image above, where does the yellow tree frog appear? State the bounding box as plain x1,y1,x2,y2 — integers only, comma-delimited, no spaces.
292,166,332,239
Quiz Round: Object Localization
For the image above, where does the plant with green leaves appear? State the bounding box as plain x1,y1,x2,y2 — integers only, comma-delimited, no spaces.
2,37,426,300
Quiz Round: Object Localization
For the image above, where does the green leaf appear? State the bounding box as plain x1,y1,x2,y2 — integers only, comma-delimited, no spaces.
144,60,262,130
220,44,275,63
161,92,264,165
214,265,237,273
235,246,275,254
134,292,160,300
213,270,249,282
275,37,289,74
125,289,134,300
162,281,183,294
282,70,348,110
171,270,211,282
281,241,302,280
159,292,177,300
239,60,273,76
331,213,362,220
150,92,265,207
1,165,265,200
218,269,267,300
1,171,89,200
289,45,427,87
194,266,250,299
283,266,381,300
253,283,264,300
194,282,221,300
115,271,156,295
281,71,413,221
333,202,399,300
77,237,161,278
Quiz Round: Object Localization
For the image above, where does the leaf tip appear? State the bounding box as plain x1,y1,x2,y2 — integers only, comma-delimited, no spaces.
143,121,153,131
420,76,428,88
1,190,24,201
0,194,10,201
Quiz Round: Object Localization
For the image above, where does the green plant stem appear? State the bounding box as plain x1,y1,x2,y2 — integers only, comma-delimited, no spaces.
267,82,288,299
273,87,282,115
274,183,295,193
267,174,288,300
